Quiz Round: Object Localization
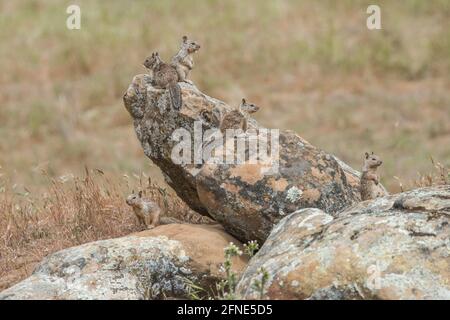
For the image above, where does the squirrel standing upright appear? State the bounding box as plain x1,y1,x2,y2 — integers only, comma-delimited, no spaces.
126,190,217,229
143,52,182,110
215,98,260,134
171,36,201,84
360,152,389,201
126,191,161,229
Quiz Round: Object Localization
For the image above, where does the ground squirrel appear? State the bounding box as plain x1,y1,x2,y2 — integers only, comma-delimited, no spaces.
170,36,201,84
216,98,260,133
360,152,389,201
126,191,217,228
200,99,259,164
143,52,182,110
126,191,161,229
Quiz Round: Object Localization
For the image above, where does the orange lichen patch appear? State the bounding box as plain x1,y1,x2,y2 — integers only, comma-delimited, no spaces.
425,258,449,278
268,177,289,192
197,185,221,211
344,172,360,187
311,167,331,183
302,188,321,202
283,257,331,297
181,93,215,115
386,255,412,274
332,245,359,271
377,286,401,300
266,278,305,300
229,163,265,185
221,182,241,194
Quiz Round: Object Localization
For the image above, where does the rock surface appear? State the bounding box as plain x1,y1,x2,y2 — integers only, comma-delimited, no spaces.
236,185,450,300
197,130,361,243
124,75,235,215
124,75,364,242
0,224,247,300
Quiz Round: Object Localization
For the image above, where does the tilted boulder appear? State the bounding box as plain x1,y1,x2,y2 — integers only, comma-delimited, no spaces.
236,185,450,300
124,74,234,215
196,131,361,243
0,224,247,300
124,74,366,242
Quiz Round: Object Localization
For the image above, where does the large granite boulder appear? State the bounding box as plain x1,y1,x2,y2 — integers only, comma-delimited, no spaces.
124,75,234,215
0,224,247,300
196,130,361,243
123,75,365,242
236,185,450,299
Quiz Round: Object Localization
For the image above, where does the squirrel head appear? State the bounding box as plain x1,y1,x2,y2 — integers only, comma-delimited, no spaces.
363,152,383,171
143,52,161,70
181,36,201,53
240,98,260,114
126,190,143,207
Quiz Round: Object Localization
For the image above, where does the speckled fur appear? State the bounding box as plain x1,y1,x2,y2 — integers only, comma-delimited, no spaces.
170,36,200,84
360,152,388,201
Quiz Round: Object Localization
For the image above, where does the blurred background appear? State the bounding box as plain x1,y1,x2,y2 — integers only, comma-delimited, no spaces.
0,0,449,193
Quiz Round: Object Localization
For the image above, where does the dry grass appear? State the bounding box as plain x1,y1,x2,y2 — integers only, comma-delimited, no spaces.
413,158,449,188
394,158,449,192
0,168,192,291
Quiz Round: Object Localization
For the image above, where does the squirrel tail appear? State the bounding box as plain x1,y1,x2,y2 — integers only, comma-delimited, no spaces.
168,83,182,110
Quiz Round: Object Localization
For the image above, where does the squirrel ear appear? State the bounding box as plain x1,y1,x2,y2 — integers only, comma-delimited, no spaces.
138,191,143,198
365,152,369,159
242,98,246,104
155,52,159,56
182,36,188,42
371,151,374,155
132,189,135,194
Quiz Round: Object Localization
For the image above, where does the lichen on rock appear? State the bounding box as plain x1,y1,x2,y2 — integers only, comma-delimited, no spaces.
123,75,365,243
237,185,450,300
0,224,248,300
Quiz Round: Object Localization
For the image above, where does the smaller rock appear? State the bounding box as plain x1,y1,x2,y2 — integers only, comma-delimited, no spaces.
0,224,248,300
237,186,450,300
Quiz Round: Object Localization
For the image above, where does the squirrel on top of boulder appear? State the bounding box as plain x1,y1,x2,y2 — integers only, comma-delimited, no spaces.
143,36,200,110
360,152,389,201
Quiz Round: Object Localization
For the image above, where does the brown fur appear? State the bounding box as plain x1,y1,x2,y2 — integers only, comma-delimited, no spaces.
360,152,388,201
170,35,201,84
126,191,161,229
143,52,182,110
126,191,216,228
218,98,260,133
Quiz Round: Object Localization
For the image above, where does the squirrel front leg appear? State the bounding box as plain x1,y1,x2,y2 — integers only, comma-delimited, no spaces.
184,59,194,70
175,65,188,82
367,172,379,185
137,216,145,226
148,211,160,229
177,62,194,84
